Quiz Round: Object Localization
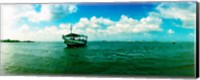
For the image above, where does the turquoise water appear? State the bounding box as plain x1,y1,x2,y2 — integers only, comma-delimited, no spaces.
0,42,195,77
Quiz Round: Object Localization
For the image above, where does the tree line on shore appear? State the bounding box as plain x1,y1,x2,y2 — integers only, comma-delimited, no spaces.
1,39,34,43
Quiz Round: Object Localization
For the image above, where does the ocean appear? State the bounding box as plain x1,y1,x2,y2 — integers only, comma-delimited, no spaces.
0,41,195,77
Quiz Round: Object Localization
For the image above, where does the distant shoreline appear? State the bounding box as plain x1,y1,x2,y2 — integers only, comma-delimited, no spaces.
24,41,193,43
0,39,194,43
0,39,34,43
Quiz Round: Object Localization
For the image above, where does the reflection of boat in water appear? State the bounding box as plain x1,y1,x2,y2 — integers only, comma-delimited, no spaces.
62,25,87,47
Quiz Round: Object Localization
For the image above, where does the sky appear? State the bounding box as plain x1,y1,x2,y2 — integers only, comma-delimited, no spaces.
1,2,196,41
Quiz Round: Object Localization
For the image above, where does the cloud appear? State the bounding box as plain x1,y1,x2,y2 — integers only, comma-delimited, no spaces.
50,4,77,19
24,4,52,22
1,14,162,41
1,4,51,23
1,4,77,23
0,4,72,41
156,2,196,28
19,24,30,33
71,15,162,41
30,4,77,22
1,5,23,39
73,16,114,30
2,24,71,41
167,29,175,34
2,2,195,41
1,4,77,41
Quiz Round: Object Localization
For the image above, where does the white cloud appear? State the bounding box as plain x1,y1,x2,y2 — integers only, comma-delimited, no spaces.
2,24,71,41
69,4,78,13
1,4,51,23
24,4,52,22
1,4,77,41
1,5,22,40
71,15,162,41
50,4,77,19
167,29,174,34
1,14,162,41
19,24,30,33
102,15,162,35
6,3,196,41
156,2,196,28
4,3,196,41
1,4,77,23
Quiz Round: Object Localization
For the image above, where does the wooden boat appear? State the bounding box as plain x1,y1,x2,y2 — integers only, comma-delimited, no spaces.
62,25,87,47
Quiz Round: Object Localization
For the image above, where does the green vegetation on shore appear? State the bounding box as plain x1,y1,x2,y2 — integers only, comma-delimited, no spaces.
1,39,34,43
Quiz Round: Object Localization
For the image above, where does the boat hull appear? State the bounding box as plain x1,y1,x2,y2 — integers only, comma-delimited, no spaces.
63,39,87,47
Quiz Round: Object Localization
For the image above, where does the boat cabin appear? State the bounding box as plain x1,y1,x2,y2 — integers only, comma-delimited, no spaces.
63,33,87,41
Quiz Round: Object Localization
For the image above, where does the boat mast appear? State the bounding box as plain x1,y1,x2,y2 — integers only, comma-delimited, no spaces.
70,24,72,33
